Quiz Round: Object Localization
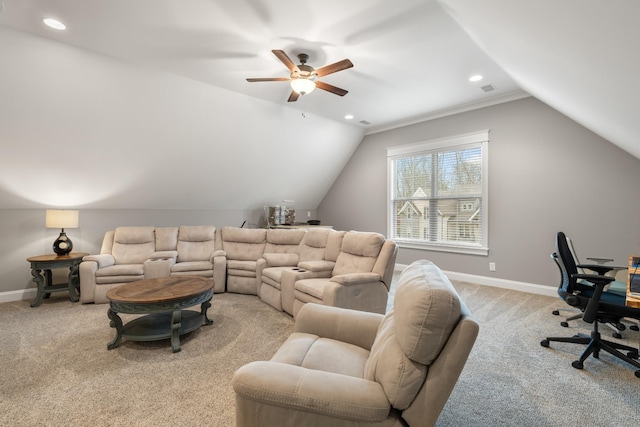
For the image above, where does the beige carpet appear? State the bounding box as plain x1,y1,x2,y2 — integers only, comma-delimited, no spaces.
1,278,639,426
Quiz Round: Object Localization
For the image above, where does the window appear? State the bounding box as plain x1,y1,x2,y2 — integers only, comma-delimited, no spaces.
387,131,489,255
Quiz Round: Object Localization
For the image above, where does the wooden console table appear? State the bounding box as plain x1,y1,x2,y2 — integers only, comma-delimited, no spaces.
27,252,88,307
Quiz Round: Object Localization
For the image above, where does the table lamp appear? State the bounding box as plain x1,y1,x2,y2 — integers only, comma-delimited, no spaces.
46,209,79,255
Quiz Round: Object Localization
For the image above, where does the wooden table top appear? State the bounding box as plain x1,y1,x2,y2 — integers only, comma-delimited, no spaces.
27,252,89,263
106,277,214,304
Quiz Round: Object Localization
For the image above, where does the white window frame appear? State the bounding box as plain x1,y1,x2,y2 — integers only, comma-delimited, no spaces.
387,130,489,256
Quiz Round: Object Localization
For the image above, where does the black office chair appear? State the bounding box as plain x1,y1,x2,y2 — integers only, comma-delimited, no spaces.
550,233,634,337
541,232,640,378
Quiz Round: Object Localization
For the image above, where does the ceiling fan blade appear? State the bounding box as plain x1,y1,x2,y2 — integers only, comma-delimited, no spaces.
272,50,299,73
315,81,349,96
315,59,354,77
246,77,291,82
287,91,300,102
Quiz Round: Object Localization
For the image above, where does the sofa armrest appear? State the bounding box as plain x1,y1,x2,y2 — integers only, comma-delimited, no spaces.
233,361,390,422
148,251,178,261
297,260,335,273
82,254,115,269
294,303,382,350
331,272,381,285
263,253,299,267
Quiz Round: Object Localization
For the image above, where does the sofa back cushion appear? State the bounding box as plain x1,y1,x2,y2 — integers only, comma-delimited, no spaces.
177,225,216,262
332,231,384,276
155,227,178,251
324,230,346,262
395,260,461,365
265,229,306,254
295,228,330,262
111,226,156,265
222,227,266,261
364,311,426,409
364,260,462,409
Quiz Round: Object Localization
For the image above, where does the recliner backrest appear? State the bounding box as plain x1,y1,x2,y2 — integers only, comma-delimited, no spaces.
221,227,267,261
333,231,384,276
364,260,463,410
264,229,306,254
177,225,216,262
297,228,333,262
111,226,156,264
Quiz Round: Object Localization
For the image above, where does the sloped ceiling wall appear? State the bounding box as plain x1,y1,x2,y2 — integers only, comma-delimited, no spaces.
0,26,364,210
440,0,640,159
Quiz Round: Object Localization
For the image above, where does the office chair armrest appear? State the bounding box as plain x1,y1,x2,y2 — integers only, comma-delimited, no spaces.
577,263,625,276
572,273,615,284
575,273,614,323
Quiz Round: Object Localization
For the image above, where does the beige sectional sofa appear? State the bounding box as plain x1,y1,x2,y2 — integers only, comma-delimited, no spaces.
80,225,397,317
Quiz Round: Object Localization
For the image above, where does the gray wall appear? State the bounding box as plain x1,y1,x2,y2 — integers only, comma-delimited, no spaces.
317,97,640,288
1,208,316,294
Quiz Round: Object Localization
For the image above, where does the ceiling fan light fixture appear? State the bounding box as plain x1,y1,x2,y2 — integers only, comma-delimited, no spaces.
290,78,316,95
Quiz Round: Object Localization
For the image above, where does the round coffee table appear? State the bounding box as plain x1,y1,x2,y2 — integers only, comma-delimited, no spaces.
106,276,214,353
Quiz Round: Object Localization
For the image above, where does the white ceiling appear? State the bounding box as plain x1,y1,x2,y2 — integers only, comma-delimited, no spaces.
0,0,638,212
0,0,526,131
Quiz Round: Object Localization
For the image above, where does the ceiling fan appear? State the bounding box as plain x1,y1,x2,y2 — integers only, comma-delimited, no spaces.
246,49,353,102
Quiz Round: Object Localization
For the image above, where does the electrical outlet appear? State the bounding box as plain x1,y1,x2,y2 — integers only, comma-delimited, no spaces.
307,211,311,218
489,262,496,272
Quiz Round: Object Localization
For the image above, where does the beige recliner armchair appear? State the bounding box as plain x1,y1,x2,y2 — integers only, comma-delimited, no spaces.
292,230,398,316
79,226,156,304
233,260,479,427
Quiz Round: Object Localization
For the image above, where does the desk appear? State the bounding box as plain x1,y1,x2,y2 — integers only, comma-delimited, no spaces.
27,252,88,307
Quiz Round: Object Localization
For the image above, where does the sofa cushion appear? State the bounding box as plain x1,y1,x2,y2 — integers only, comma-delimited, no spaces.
111,227,156,265
332,232,384,276
363,312,426,409
298,228,331,262
155,227,178,251
271,332,370,378
177,225,216,262
222,227,266,261
363,260,462,410
395,260,461,365
171,261,213,272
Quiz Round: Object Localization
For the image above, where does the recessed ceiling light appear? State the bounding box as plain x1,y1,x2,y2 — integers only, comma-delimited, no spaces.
43,18,66,30
469,74,483,82
344,114,354,120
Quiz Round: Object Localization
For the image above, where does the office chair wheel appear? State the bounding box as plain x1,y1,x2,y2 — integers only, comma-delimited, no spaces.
572,361,584,370
540,339,549,347
628,350,639,359
612,332,623,339
631,325,639,331
635,370,640,379
614,322,626,331
560,321,569,327
552,310,560,315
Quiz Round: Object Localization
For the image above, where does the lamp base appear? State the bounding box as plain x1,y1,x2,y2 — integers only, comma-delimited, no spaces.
53,232,73,256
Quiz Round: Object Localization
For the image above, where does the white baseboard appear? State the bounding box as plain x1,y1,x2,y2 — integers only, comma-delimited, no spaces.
0,288,37,304
394,263,558,298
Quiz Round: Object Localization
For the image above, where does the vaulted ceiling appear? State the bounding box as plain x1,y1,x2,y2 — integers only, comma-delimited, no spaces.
0,0,637,210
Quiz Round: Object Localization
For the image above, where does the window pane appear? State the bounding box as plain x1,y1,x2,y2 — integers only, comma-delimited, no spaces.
437,147,482,197
394,154,432,198
435,199,482,244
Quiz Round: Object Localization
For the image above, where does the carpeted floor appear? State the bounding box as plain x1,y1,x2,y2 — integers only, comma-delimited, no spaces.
1,276,639,426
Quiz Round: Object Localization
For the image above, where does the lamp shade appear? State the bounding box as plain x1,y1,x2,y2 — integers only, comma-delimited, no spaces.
46,209,79,229
290,78,316,95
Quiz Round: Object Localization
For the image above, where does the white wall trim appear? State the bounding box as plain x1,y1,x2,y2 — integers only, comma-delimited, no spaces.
394,263,558,298
0,288,37,304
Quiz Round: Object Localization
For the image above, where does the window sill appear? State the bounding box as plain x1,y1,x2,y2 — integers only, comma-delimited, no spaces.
395,240,489,256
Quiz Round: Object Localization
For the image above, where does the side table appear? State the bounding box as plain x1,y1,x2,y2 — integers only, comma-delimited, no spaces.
27,252,88,307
